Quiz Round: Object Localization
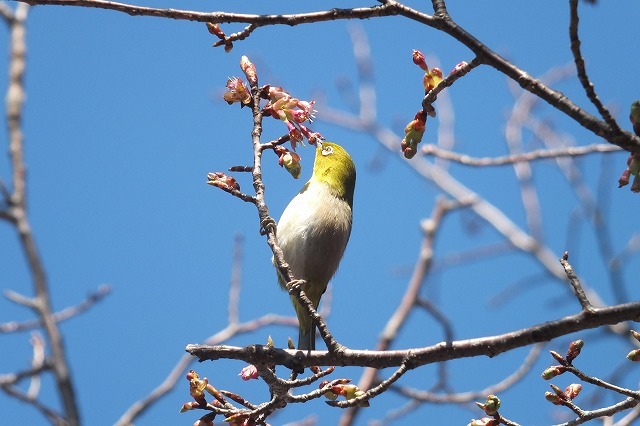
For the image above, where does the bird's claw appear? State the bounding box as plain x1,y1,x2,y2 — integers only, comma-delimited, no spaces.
259,217,277,235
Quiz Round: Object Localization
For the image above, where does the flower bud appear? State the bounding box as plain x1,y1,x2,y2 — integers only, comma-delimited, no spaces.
452,61,469,74
630,100,640,136
627,349,640,362
239,364,259,381
566,340,584,363
240,55,257,85
412,50,428,71
541,365,566,380
468,418,498,426
549,350,565,364
482,395,501,415
565,383,582,400
544,391,564,405
619,169,631,188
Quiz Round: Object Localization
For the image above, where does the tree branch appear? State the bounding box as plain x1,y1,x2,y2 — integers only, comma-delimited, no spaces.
186,301,640,368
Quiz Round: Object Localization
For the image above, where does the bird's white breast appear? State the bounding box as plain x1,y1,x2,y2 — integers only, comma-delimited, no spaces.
277,182,352,286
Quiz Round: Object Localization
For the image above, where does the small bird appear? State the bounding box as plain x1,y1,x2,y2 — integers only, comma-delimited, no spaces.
276,141,356,350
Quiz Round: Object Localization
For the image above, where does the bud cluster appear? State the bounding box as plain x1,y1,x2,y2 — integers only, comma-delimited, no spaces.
320,379,370,407
618,101,640,192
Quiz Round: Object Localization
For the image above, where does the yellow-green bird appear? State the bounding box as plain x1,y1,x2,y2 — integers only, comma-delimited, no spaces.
276,141,356,350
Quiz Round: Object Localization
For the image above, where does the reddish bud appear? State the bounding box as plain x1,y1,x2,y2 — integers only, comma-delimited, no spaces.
549,350,566,365
240,55,257,85
619,169,631,188
631,330,640,343
468,418,499,426
541,365,566,380
193,413,216,426
565,383,582,400
206,22,224,37
452,61,469,74
545,391,565,405
239,364,259,381
207,172,240,191
275,146,301,179
412,49,428,71
630,100,640,136
566,340,584,363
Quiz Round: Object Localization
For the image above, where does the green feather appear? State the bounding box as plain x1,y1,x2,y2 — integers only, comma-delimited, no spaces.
276,141,356,350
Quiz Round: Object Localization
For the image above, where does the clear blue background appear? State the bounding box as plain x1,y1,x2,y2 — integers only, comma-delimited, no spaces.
2,1,640,425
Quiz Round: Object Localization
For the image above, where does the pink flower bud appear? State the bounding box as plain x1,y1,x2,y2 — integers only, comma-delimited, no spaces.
240,55,257,85
239,364,259,381
452,61,469,74
565,384,582,400
566,340,584,363
412,50,428,71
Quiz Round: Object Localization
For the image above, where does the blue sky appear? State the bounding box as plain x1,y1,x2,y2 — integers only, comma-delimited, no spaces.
2,1,640,425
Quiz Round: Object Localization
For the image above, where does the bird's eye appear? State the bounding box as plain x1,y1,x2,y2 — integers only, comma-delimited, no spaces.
321,145,334,156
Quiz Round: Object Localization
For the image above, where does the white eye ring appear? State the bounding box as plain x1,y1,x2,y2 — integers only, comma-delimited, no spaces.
321,145,334,156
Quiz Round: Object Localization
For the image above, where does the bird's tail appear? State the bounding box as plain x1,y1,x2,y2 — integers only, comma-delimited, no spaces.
298,322,316,351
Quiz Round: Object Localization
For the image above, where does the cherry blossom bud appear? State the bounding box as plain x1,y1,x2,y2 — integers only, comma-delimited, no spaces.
468,418,498,426
544,391,564,405
239,364,259,381
541,365,566,380
452,61,469,74
631,330,640,343
619,169,631,188
193,413,216,426
630,100,640,136
207,172,240,191
412,50,428,71
549,350,565,364
207,22,224,36
240,55,257,85
627,349,640,361
179,401,201,413
566,340,584,363
565,384,582,400
275,146,301,179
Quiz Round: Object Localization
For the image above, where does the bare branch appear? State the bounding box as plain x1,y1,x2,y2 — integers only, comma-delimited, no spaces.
560,253,595,313
2,4,81,423
568,0,621,134
423,143,621,167
187,301,640,368
0,285,112,333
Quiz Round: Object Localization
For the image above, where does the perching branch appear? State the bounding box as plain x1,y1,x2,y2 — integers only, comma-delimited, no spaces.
187,300,640,368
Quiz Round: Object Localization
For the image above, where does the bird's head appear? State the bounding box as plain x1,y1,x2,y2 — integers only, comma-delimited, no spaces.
311,141,356,207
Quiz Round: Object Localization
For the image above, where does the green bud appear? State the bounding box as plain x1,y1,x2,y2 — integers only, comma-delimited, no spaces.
627,349,640,362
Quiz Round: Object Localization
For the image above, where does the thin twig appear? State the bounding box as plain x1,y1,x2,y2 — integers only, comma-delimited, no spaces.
560,252,595,313
422,143,621,166
568,0,621,134
0,285,112,333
